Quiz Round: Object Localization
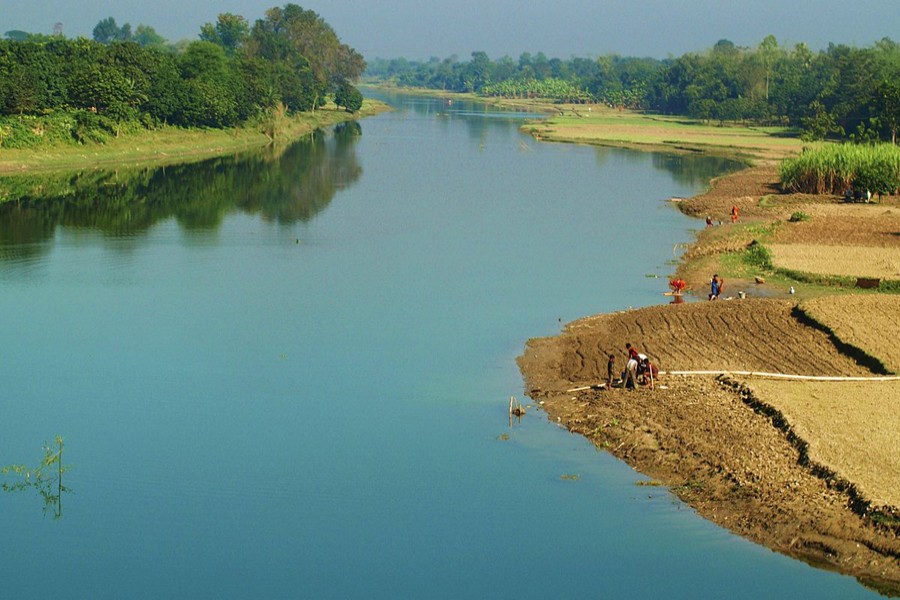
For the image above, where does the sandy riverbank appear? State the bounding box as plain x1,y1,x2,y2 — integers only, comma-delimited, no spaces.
518,162,900,595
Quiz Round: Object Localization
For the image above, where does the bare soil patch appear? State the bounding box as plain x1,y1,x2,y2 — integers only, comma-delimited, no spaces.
801,294,900,373
771,206,900,248
749,379,900,509
769,243,900,279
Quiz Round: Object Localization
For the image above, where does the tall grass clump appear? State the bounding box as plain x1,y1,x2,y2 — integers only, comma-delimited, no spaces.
780,143,900,194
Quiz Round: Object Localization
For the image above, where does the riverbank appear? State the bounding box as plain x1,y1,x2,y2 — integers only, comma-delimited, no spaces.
0,100,390,175
506,100,900,592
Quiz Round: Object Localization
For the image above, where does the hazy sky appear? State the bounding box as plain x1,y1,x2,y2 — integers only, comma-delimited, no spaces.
1,0,898,60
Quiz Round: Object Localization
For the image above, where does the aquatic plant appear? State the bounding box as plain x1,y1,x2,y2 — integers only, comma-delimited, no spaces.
1,436,70,519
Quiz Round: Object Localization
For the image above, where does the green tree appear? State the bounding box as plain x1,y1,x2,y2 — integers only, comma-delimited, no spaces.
199,13,249,56
93,17,131,44
4,30,30,42
873,79,900,143
801,100,843,140
250,4,365,108
177,41,242,127
133,25,166,48
334,81,363,112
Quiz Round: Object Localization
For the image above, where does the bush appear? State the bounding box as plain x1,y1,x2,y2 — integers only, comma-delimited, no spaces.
744,240,773,270
788,211,810,222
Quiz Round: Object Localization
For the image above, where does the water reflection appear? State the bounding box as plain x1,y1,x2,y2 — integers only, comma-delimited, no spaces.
0,122,363,259
651,153,744,187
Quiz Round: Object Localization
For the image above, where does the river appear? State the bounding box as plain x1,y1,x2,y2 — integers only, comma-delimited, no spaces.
0,92,881,599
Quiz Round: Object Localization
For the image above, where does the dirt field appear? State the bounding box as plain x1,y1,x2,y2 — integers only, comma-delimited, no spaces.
801,294,900,373
749,379,900,509
519,300,900,593
768,243,900,279
560,299,870,379
770,205,900,248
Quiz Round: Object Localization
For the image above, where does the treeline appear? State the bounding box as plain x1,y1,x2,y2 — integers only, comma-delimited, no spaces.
0,4,365,148
367,36,900,143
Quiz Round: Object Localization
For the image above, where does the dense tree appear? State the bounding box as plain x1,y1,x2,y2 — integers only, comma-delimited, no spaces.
873,79,900,144
368,35,900,141
249,4,365,107
0,5,365,146
334,81,363,112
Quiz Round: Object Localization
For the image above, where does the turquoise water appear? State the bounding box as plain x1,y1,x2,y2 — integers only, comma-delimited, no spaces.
0,93,881,599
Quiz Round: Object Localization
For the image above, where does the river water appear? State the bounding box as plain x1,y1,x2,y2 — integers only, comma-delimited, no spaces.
0,93,881,599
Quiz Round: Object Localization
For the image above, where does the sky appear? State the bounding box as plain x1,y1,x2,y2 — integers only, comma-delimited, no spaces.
1,0,898,60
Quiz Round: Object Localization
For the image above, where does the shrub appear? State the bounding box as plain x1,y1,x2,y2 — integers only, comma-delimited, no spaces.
744,240,773,270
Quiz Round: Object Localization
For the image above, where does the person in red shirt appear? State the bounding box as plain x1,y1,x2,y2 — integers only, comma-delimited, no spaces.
625,342,639,361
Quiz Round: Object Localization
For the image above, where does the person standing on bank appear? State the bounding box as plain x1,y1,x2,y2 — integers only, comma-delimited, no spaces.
709,274,723,300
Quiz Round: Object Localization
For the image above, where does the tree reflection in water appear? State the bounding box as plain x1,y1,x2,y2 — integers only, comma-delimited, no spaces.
0,122,364,261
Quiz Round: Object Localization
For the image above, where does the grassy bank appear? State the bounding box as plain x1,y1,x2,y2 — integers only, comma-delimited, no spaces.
0,99,390,175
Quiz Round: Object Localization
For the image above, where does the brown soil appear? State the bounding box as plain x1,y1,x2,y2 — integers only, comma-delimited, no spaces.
519,163,900,594
801,295,900,374
749,379,900,509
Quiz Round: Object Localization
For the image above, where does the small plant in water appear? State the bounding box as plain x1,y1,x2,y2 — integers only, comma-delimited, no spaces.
560,473,580,481
1,436,70,519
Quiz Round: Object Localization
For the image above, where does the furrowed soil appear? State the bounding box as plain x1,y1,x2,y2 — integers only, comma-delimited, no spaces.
519,161,900,595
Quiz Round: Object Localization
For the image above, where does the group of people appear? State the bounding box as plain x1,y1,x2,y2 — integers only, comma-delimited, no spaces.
607,342,658,390
844,187,873,203
704,205,740,228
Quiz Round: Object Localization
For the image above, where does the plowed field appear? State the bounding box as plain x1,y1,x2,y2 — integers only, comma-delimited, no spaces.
560,298,870,383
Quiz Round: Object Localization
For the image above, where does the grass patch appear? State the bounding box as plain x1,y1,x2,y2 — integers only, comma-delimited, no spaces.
0,100,389,175
788,211,811,222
